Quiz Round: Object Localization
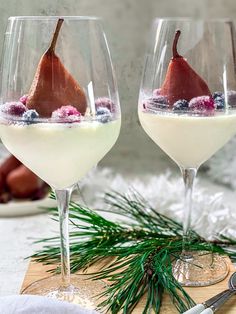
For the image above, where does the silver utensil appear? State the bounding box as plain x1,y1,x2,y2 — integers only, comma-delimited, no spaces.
183,272,236,314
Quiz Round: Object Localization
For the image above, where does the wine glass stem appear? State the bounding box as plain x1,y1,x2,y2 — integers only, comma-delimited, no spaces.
181,167,197,253
54,188,73,288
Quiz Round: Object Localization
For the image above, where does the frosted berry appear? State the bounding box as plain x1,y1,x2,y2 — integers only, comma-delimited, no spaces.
213,92,225,110
189,96,215,113
173,99,189,111
153,88,161,97
95,97,115,112
0,102,27,116
213,92,224,99
96,107,112,123
19,94,28,105
227,90,236,107
51,105,81,121
23,109,39,122
144,96,168,111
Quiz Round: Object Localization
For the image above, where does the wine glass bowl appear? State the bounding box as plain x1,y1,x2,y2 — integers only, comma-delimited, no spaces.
0,16,121,307
139,19,236,286
0,16,121,191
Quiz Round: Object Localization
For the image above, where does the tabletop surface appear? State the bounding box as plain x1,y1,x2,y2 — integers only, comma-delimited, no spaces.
21,258,236,313
1,174,236,298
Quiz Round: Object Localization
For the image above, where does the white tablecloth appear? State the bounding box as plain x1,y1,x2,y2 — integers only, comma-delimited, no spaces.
0,295,98,314
0,214,56,296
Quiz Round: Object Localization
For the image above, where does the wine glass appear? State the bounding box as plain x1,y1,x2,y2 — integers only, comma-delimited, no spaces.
138,18,236,286
0,16,121,307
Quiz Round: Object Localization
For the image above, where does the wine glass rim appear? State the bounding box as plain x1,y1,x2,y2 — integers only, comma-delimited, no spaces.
8,16,102,21
154,17,233,23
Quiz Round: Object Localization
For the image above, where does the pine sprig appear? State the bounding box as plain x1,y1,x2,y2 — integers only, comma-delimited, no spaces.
31,191,236,313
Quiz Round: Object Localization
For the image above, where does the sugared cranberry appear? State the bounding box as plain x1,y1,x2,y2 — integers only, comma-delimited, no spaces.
95,97,115,112
143,96,168,111
0,102,27,116
173,99,189,111
51,105,81,121
19,95,28,105
189,96,215,113
153,88,161,97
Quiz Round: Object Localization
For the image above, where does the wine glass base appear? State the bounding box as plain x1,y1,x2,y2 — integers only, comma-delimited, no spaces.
21,274,107,309
172,251,229,286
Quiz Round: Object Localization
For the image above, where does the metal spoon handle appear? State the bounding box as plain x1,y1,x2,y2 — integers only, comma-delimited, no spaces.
203,289,229,307
211,290,235,312
200,292,234,314
182,289,229,314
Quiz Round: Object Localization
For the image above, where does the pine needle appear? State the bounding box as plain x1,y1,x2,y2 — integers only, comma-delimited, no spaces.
31,191,236,313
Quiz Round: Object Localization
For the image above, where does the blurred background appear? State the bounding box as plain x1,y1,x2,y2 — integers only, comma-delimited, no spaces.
0,0,236,176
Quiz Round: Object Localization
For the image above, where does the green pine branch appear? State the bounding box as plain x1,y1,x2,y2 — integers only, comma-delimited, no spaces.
31,191,236,313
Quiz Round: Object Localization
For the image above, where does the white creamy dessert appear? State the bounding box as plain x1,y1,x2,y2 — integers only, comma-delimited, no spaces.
139,110,236,169
0,119,121,189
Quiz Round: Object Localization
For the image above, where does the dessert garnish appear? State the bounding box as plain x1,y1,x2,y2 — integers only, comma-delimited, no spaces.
26,18,87,117
96,107,112,123
213,92,225,109
19,94,28,105
173,99,189,111
227,90,236,107
143,96,168,111
22,109,39,122
153,88,161,97
0,102,27,116
189,96,215,113
51,105,81,121
160,30,211,106
95,97,115,112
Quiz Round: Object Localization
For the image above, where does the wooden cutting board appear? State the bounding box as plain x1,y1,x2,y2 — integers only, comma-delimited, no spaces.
21,259,236,313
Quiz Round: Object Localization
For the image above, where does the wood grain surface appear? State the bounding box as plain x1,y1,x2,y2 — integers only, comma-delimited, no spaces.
21,258,236,313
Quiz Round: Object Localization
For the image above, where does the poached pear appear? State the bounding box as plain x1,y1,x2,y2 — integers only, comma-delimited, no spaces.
160,30,211,106
26,19,87,117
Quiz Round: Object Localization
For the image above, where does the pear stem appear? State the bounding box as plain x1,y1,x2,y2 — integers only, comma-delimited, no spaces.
47,18,64,53
172,30,181,58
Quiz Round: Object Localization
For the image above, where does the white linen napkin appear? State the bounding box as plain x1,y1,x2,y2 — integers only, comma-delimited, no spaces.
0,295,99,314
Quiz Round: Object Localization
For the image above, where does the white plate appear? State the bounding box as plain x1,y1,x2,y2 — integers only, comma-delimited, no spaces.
0,196,57,217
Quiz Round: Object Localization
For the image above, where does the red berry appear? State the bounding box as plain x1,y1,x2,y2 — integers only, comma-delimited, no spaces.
189,96,215,113
153,89,161,97
51,105,81,121
19,95,28,105
95,97,115,112
1,102,27,116
143,96,168,111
